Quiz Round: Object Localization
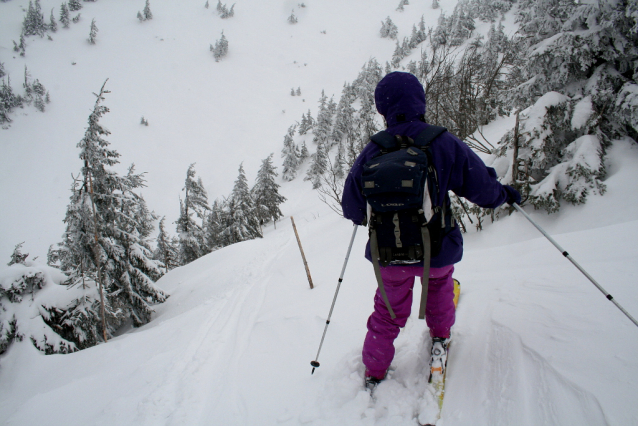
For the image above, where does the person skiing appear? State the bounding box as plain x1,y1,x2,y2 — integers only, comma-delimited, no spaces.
341,71,521,388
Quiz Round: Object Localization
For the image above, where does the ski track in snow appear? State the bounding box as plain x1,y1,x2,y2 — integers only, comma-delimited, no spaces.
134,238,287,425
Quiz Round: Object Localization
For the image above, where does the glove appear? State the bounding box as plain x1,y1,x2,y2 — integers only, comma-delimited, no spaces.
503,185,521,205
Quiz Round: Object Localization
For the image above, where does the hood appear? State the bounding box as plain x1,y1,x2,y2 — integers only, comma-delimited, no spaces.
374,72,426,127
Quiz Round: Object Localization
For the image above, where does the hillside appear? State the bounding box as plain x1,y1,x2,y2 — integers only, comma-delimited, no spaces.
2,0,638,425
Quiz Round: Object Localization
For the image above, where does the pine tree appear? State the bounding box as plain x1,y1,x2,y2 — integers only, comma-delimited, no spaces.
143,0,153,20
53,81,167,344
88,18,98,44
212,31,229,62
49,8,57,32
252,154,286,228
68,0,82,12
176,164,210,265
380,16,398,39
298,109,314,135
1,77,22,126
305,140,328,189
396,0,409,12
221,3,235,18
281,124,301,181
205,198,226,251
223,163,262,244
154,217,179,271
1,247,80,356
22,0,47,37
299,140,309,162
288,10,298,24
60,3,70,28
312,90,333,147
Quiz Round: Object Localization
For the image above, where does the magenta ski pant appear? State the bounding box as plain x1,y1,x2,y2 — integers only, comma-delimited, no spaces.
362,264,455,379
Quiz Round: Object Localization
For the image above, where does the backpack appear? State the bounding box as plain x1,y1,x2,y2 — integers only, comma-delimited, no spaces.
361,125,454,320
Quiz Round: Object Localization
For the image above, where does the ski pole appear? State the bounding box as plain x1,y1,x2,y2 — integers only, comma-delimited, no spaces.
512,203,638,328
311,224,359,374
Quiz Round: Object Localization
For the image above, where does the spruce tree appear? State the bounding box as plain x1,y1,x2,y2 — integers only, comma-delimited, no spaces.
205,198,227,251
1,247,79,355
380,17,398,39
143,0,153,20
288,10,298,24
88,18,98,44
60,3,70,28
212,31,229,62
49,8,57,32
53,81,167,344
176,164,210,265
154,217,179,271
281,124,301,181
68,0,82,12
252,154,286,228
223,163,262,244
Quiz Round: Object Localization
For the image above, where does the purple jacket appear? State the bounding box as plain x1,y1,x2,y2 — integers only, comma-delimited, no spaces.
341,72,511,268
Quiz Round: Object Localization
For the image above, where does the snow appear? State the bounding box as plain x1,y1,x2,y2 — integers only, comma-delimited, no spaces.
571,95,593,129
2,1,638,425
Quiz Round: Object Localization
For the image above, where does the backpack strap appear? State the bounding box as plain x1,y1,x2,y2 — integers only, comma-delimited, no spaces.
414,125,447,147
370,226,397,320
369,131,396,150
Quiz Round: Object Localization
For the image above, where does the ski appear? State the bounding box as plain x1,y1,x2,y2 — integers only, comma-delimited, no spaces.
417,278,460,426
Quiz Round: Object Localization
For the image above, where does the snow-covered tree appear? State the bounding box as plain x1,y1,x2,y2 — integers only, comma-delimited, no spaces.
492,0,638,212
211,31,228,62
143,0,153,20
298,109,314,135
68,0,82,12
396,0,409,12
205,198,228,251
21,0,47,37
153,217,179,271
1,76,23,126
221,3,235,18
1,247,82,356
48,8,57,32
305,140,328,189
222,163,262,244
52,81,167,345
281,124,301,181
380,16,398,39
88,18,98,44
252,154,286,228
288,10,298,24
312,90,333,146
176,163,210,265
60,3,70,28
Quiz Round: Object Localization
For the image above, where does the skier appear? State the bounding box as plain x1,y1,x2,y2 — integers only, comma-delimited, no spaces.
341,71,521,388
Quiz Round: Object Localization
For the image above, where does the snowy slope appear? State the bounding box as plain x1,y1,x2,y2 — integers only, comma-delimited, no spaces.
1,139,638,426
0,0,456,261
2,0,638,425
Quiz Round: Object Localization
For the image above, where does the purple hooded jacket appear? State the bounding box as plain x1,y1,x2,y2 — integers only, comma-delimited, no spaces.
341,72,511,268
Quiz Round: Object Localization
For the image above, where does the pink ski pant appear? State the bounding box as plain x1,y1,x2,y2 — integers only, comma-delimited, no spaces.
362,264,455,379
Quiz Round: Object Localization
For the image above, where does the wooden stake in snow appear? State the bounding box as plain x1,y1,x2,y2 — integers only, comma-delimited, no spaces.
291,216,314,289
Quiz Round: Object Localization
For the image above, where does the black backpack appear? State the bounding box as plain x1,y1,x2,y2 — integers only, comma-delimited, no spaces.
361,125,454,320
